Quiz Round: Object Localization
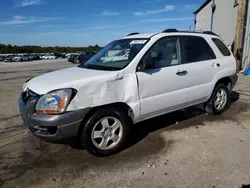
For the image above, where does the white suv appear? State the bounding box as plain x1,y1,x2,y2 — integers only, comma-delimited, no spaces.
19,30,238,156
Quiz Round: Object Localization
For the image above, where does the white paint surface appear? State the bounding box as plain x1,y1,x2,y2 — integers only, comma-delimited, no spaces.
25,33,237,123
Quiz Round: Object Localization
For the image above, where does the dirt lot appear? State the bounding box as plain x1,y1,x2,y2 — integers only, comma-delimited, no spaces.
1,60,250,188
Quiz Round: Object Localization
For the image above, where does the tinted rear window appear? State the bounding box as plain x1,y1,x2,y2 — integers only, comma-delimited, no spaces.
212,38,231,56
181,36,216,63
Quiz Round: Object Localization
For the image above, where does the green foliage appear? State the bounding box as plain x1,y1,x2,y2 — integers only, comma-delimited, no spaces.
0,44,102,54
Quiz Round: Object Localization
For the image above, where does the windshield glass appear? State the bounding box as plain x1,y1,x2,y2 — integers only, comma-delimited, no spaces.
80,38,149,70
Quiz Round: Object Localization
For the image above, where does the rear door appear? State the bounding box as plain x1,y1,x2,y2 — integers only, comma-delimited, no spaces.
180,35,219,104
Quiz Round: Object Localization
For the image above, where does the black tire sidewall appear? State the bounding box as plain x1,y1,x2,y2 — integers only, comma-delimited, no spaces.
207,84,229,115
80,108,130,157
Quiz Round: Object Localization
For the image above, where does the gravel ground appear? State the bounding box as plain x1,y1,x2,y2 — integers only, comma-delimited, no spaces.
0,60,250,188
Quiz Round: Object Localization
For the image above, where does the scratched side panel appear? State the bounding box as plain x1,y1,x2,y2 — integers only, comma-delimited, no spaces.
67,73,140,122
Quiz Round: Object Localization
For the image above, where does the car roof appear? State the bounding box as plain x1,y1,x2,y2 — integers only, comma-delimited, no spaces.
122,30,219,40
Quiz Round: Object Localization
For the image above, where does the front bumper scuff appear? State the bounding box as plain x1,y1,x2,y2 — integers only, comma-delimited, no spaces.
18,92,90,142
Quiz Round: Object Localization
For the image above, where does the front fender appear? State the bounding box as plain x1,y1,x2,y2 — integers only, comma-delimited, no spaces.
67,73,140,122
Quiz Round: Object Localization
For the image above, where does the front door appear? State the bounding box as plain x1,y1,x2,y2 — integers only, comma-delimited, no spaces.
136,36,188,120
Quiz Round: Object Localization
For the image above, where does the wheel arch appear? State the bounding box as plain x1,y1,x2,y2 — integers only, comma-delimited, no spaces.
208,76,233,100
77,102,135,135
215,77,233,91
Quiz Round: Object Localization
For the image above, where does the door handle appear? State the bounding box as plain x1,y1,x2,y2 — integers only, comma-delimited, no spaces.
176,70,188,76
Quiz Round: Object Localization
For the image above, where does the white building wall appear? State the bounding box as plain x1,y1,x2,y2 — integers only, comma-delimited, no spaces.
213,0,238,46
195,0,238,46
195,1,212,31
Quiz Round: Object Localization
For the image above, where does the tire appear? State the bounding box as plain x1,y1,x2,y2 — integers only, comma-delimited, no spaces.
80,108,130,157
205,83,229,115
20,59,23,62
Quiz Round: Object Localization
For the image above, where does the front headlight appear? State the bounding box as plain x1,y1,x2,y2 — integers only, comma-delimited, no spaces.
36,89,73,114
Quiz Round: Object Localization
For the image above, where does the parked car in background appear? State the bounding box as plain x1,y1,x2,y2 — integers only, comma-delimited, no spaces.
68,54,77,63
39,53,45,59
72,53,84,64
4,55,15,62
82,51,96,64
33,54,40,60
54,52,61,59
48,54,57,60
12,55,29,62
66,53,71,58
27,54,34,61
68,52,96,64
60,53,66,58
0,56,5,61
41,54,50,59
41,54,57,60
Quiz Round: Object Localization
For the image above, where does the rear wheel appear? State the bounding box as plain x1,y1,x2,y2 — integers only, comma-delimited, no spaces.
205,84,229,115
80,108,130,157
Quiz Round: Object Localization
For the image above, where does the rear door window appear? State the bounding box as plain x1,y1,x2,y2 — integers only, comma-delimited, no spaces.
181,36,216,64
212,38,231,56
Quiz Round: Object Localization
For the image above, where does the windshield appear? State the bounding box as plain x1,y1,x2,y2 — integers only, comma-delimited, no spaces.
80,38,149,70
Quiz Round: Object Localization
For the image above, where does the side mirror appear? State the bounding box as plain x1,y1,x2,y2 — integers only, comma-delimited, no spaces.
137,51,157,72
145,58,156,70
137,58,155,71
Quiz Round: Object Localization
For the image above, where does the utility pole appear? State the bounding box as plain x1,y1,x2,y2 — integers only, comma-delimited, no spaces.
234,0,247,55
210,0,216,32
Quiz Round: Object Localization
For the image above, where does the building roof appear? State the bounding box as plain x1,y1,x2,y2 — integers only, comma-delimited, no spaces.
193,0,212,14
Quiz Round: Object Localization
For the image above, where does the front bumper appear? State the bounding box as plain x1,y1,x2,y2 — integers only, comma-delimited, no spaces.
18,94,90,142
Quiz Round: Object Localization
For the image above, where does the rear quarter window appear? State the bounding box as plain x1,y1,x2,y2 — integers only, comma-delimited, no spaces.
212,38,231,56
181,36,216,64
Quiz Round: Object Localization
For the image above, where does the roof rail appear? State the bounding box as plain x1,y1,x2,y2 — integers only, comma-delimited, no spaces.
127,32,139,36
162,29,218,36
162,29,178,33
189,30,218,36
202,31,217,36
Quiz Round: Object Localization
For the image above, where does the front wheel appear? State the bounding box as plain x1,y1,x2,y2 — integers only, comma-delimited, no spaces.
80,108,130,157
205,83,229,115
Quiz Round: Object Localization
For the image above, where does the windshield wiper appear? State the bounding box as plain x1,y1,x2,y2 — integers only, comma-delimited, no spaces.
81,64,121,71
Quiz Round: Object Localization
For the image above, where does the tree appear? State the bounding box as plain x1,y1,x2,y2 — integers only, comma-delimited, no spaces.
0,44,102,54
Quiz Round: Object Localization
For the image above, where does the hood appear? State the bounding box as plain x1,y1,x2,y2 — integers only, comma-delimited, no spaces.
27,67,119,94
